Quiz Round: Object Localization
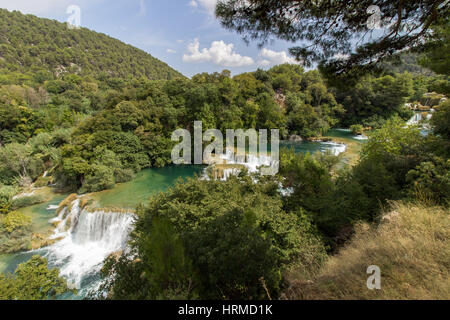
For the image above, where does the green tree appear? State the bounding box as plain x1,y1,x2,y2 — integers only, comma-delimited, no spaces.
419,17,450,75
100,176,326,300
0,256,72,300
431,100,450,140
407,157,450,205
216,0,448,77
0,185,16,214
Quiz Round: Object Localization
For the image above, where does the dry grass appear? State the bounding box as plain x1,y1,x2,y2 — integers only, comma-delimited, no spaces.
284,202,450,300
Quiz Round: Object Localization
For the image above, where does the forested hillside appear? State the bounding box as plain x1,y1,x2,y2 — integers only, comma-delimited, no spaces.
0,9,183,80
0,5,449,301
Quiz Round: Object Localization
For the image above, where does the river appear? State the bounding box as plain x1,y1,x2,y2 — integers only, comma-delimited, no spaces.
0,131,363,299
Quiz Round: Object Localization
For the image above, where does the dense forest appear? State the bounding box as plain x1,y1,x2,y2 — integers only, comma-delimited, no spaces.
0,9,183,80
0,8,449,301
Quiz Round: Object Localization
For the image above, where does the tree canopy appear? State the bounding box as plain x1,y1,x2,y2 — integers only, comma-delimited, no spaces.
216,0,449,77
0,256,72,300
0,9,184,80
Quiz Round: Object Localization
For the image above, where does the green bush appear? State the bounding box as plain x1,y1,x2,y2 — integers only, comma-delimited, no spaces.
99,176,327,300
0,185,16,214
79,164,115,193
1,211,31,233
0,256,73,300
431,100,450,140
407,157,450,206
350,124,364,135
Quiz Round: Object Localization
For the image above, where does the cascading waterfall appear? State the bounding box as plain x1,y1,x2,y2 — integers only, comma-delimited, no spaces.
220,149,276,175
207,142,346,181
45,198,135,294
407,113,423,125
321,142,347,155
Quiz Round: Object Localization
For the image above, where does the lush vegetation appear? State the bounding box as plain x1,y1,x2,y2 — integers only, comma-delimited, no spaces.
0,256,72,300
98,175,327,300
0,210,32,253
0,9,183,80
216,0,448,77
0,7,448,301
0,8,447,196
98,101,449,300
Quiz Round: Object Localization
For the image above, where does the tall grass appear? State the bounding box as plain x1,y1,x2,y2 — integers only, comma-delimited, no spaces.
284,202,450,300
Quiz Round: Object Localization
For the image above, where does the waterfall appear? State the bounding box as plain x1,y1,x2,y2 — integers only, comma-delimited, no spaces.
219,149,277,173
45,198,135,293
321,142,347,156
207,142,346,181
407,113,423,125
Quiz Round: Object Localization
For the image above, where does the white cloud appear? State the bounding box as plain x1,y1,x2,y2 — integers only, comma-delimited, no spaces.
188,0,218,15
166,49,177,54
183,38,254,67
258,48,300,67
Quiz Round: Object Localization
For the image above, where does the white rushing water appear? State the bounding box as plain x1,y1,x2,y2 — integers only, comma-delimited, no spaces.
407,113,423,126
353,135,369,141
45,199,135,293
220,149,277,179
206,141,346,181
321,142,347,156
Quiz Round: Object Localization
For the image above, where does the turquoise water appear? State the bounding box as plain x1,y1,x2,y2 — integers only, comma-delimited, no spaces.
326,128,367,141
91,165,204,209
280,141,337,154
0,166,204,279
0,132,363,298
17,194,68,234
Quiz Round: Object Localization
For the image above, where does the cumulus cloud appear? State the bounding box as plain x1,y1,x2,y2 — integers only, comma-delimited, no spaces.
258,49,300,66
183,39,254,67
188,0,218,15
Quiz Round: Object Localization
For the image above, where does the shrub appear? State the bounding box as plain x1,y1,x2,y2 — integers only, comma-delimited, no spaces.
100,176,327,300
1,210,31,233
407,157,450,206
0,256,73,300
79,164,115,193
0,185,16,214
350,124,364,135
431,100,450,140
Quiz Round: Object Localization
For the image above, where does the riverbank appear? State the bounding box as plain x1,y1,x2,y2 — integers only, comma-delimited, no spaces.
0,131,366,298
323,129,365,168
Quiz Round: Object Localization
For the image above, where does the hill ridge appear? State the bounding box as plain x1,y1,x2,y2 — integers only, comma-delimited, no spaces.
0,8,184,80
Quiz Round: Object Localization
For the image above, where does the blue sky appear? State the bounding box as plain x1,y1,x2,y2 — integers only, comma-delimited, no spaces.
0,0,301,77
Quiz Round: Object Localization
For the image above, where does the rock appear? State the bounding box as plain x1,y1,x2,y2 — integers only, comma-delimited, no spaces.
289,135,303,142
31,233,63,250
